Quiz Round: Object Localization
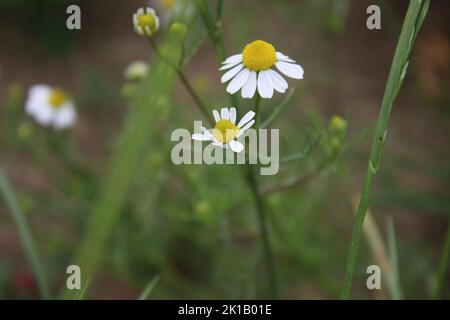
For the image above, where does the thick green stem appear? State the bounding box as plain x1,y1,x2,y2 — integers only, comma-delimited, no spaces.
341,0,430,299
0,166,50,299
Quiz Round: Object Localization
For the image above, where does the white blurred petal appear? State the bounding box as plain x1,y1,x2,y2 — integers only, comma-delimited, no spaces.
257,70,274,99
229,107,236,124
241,71,257,99
222,54,242,65
267,69,288,93
237,111,255,128
275,61,304,79
221,63,243,83
229,140,244,153
226,68,250,95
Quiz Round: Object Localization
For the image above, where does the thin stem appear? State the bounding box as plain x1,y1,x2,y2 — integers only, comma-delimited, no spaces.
196,0,278,297
0,166,50,299
341,0,429,299
247,93,278,299
149,38,213,125
433,221,450,299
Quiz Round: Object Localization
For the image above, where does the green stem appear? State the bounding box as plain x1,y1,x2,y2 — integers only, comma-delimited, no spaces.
433,221,450,299
341,0,429,299
149,38,213,125
196,0,278,297
0,166,50,299
247,94,278,299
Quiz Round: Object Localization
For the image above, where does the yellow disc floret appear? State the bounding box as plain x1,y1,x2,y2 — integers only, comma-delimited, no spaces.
242,40,277,71
48,88,69,109
137,13,158,34
212,119,239,144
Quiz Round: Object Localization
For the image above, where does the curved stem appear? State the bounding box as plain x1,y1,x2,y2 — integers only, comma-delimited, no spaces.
149,38,213,125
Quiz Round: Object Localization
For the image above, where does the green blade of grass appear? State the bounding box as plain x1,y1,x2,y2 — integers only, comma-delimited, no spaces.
0,166,50,299
138,275,160,300
386,217,403,300
341,0,430,299
433,221,450,299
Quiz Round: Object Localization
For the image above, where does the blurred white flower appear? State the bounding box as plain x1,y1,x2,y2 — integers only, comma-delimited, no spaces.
133,7,160,37
25,85,77,129
192,107,255,153
124,60,150,81
220,40,304,99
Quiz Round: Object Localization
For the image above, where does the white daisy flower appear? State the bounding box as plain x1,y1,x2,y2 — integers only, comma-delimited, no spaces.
124,60,150,81
133,7,160,37
25,85,77,130
220,40,304,99
192,107,255,153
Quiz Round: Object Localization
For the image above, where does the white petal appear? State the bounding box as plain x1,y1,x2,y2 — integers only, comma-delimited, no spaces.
201,127,218,143
226,68,250,95
229,140,244,153
229,107,236,124
241,71,257,99
31,103,54,126
221,107,229,120
237,111,255,128
237,119,255,137
221,63,243,83
267,69,288,93
213,142,226,148
276,52,296,63
257,70,274,99
219,60,241,71
212,109,220,122
275,61,304,79
53,103,76,129
192,133,209,141
222,54,242,65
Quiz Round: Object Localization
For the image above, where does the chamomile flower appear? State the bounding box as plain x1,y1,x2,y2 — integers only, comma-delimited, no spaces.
124,60,150,81
25,85,77,129
192,107,255,153
220,40,304,99
133,7,160,37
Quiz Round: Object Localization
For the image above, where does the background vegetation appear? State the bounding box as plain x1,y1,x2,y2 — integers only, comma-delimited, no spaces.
0,0,449,299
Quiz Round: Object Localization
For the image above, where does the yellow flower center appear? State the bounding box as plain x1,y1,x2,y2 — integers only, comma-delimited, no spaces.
48,88,69,109
212,119,239,144
137,13,157,33
242,40,277,71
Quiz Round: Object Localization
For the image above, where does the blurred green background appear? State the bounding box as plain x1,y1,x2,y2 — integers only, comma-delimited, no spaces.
0,0,449,299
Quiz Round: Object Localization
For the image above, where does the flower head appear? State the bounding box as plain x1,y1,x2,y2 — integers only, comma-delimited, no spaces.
133,7,160,37
124,60,150,81
220,40,304,99
25,85,77,129
192,107,255,153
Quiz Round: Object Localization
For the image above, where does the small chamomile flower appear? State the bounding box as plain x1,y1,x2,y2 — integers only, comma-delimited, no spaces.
220,40,304,99
124,60,150,81
192,107,255,153
25,85,77,129
133,7,160,37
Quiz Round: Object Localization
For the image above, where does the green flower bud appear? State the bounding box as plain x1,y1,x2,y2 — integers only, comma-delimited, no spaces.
170,22,187,40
